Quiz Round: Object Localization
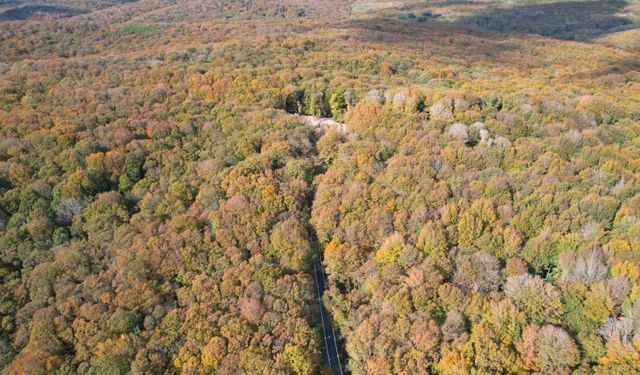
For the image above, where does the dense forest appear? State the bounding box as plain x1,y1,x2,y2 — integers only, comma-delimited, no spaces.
1,0,639,374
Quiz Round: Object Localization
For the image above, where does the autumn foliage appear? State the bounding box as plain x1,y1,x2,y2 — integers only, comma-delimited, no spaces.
1,0,640,374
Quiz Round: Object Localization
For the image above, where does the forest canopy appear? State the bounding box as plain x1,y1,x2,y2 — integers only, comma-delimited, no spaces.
0,0,639,374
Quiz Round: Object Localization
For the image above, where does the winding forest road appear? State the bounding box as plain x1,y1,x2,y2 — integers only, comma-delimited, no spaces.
313,261,344,375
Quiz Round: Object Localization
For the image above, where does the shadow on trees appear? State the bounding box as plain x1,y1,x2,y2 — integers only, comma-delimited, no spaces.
455,0,637,40
336,1,638,77
0,5,88,21
340,17,535,70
